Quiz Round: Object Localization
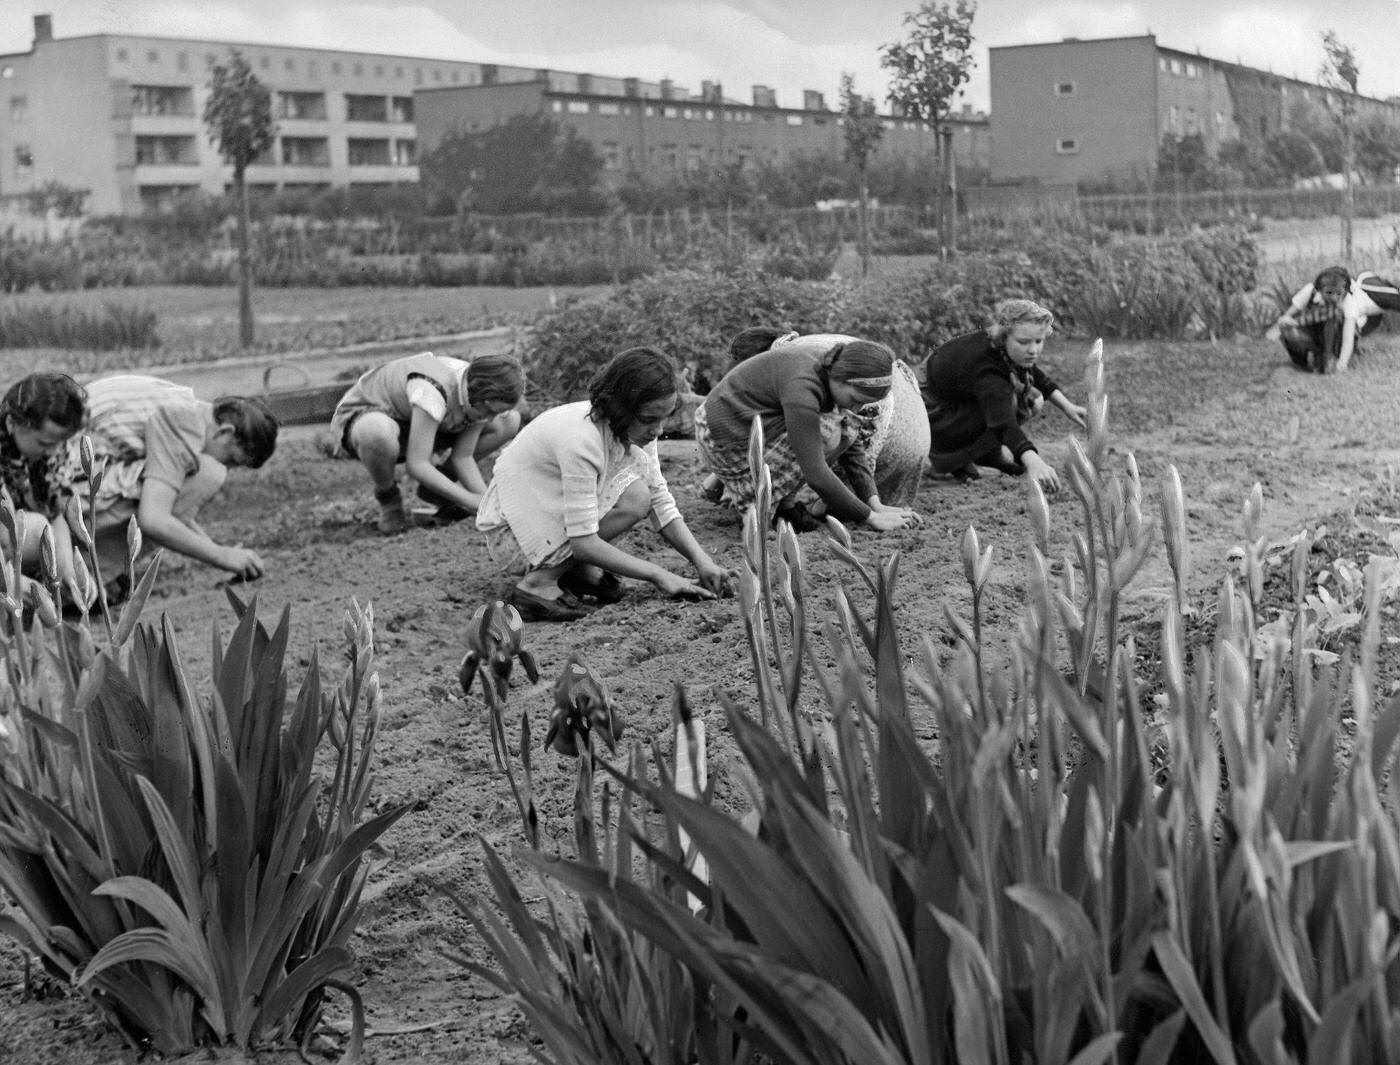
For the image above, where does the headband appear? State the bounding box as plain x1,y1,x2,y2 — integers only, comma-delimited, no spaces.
846,374,892,389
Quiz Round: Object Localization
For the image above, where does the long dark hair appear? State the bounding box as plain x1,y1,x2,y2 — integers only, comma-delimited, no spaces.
588,347,681,441
2,373,87,431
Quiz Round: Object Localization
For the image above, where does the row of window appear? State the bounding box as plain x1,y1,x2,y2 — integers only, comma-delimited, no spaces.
1160,57,1203,79
128,85,415,122
550,97,934,132
133,134,416,167
113,46,470,86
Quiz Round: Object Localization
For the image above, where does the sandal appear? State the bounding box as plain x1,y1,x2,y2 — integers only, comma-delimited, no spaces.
508,586,591,622
559,566,625,604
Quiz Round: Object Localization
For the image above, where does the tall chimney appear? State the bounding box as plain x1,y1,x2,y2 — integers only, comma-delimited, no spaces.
33,14,54,44
802,89,826,111
660,78,675,100
752,85,776,108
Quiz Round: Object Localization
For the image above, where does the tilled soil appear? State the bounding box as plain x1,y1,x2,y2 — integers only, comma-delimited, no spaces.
3,333,1399,1064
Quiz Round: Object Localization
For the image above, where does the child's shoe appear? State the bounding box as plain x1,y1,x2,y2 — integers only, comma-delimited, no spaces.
375,485,407,535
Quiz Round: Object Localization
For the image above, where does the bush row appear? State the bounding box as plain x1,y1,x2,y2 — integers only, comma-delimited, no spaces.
525,224,1267,398
0,227,839,292
0,302,158,350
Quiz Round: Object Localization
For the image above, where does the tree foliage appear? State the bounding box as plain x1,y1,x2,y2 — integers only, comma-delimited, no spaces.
202,49,274,347
839,73,884,172
879,0,977,133
419,114,606,215
202,50,275,176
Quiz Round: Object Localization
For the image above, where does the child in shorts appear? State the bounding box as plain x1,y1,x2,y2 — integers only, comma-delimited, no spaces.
330,352,523,534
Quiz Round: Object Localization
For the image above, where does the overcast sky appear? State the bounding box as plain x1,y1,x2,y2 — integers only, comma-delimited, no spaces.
5,0,1400,111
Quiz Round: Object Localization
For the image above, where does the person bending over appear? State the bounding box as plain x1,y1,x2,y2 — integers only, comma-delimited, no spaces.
65,375,278,599
922,298,1085,495
476,347,731,623
696,335,922,532
331,351,523,534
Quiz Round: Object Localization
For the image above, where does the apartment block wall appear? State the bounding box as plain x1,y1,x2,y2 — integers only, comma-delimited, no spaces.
990,37,1159,187
1,29,543,213
415,81,990,190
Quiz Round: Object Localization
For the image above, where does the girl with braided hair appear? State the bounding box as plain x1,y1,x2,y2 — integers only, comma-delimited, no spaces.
922,299,1086,496
695,336,923,532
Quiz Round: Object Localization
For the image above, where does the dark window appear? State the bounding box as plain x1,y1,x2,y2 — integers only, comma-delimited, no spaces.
135,135,197,165
278,91,327,120
131,85,195,116
347,138,391,166
281,137,330,166
346,94,388,121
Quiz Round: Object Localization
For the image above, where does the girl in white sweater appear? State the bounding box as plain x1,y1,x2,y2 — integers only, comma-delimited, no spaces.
476,347,731,622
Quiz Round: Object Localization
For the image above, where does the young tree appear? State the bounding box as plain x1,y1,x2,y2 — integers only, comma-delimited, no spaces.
1320,30,1359,262
203,50,275,348
881,0,976,256
840,73,884,278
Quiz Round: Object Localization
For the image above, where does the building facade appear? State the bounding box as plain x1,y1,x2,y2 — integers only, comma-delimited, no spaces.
415,73,989,189
989,34,1400,188
1,15,988,216
0,15,544,214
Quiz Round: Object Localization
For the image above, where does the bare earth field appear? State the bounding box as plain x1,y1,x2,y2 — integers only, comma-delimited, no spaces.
2,330,1400,1063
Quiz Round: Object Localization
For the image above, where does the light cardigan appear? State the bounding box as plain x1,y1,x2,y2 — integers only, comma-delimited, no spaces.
476,401,682,566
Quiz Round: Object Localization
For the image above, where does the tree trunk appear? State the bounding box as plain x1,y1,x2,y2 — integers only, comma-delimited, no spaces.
1342,122,1355,263
857,168,871,279
943,127,958,257
236,164,254,348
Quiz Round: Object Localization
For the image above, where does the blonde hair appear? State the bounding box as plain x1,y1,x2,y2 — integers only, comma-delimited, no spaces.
987,299,1054,343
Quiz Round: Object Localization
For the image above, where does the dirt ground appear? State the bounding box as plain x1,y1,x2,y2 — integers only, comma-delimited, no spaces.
3,331,1400,1063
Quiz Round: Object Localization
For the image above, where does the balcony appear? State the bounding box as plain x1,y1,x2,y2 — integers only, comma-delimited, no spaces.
135,135,198,166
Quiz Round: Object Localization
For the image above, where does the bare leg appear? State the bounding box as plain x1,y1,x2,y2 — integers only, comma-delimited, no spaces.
518,479,650,597
347,412,407,533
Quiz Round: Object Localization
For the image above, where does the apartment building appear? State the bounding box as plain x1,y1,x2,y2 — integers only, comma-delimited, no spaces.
415,73,990,187
989,34,1400,188
0,15,543,214
0,14,988,215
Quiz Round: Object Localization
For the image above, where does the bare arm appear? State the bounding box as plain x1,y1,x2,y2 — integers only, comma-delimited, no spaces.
1050,390,1087,428
137,479,264,577
445,422,490,497
403,406,481,511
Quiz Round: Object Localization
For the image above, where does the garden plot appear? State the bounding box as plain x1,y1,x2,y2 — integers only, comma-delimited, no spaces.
3,332,1400,1064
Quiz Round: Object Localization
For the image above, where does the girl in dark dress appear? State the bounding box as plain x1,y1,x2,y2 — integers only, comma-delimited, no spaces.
922,299,1085,495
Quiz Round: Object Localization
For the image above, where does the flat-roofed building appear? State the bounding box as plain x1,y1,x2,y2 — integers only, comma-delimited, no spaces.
0,15,541,213
989,34,1400,188
414,73,989,188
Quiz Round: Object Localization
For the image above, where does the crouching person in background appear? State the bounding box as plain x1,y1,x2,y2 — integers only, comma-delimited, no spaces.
330,351,523,535
64,376,278,603
476,347,732,622
0,372,92,611
1272,265,1399,373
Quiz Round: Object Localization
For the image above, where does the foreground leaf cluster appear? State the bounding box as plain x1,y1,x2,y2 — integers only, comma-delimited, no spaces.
0,568,407,1055
469,340,1400,1065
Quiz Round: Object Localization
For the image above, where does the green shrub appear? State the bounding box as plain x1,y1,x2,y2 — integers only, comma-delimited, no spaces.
465,343,1400,1063
524,263,850,399
0,301,159,350
0,491,408,1055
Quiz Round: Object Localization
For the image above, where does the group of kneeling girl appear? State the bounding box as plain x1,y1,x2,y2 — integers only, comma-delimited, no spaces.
330,295,1083,622
0,298,1085,624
